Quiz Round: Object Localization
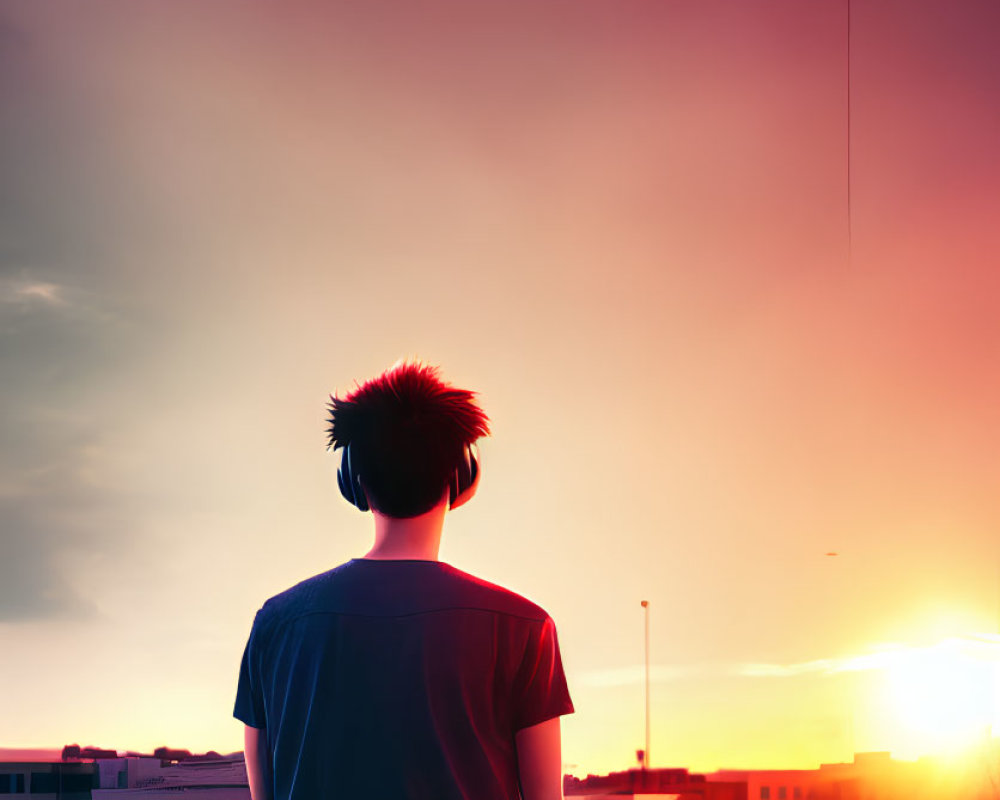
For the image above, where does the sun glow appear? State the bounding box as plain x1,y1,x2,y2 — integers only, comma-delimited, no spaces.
868,635,1000,759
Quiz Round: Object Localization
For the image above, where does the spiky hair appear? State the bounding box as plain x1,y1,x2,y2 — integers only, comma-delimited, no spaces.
326,361,490,517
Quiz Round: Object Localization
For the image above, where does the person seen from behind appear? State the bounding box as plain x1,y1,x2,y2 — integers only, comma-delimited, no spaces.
234,360,574,799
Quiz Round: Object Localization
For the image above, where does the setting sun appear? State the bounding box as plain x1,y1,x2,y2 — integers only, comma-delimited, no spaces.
870,635,1000,759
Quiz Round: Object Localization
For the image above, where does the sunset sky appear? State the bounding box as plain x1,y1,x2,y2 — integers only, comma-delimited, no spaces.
2,0,999,775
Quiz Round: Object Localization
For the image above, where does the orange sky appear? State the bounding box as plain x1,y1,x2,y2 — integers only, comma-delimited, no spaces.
1,0,998,775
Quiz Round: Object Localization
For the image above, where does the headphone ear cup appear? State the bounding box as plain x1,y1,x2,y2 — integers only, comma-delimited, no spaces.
337,443,369,512
449,443,479,505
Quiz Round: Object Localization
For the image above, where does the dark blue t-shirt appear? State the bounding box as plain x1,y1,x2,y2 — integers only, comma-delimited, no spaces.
234,559,574,799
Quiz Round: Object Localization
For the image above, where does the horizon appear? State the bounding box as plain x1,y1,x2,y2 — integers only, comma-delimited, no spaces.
5,733,1000,775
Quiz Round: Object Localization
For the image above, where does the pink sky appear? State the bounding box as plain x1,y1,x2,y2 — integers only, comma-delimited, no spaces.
1,0,998,774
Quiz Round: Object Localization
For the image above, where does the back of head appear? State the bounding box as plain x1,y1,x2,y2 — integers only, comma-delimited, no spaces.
326,361,490,518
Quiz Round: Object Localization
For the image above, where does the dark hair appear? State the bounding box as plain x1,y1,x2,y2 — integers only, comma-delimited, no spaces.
326,361,490,518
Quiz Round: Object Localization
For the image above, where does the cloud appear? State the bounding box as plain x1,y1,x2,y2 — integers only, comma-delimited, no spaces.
0,503,96,623
2,279,66,306
578,636,1000,688
0,282,144,623
0,275,112,320
738,653,897,678
0,31,157,624
0,418,111,623
737,635,1000,678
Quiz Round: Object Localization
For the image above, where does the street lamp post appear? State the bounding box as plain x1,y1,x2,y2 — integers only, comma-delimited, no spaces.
641,600,650,770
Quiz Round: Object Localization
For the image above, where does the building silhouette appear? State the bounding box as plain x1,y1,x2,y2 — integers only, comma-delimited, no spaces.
564,748,1000,800
4,742,999,798
0,748,249,799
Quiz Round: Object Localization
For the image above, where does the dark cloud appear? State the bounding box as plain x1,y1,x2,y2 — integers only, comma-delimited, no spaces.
0,9,170,622
0,288,148,621
0,224,147,624
0,379,118,622
0,505,96,623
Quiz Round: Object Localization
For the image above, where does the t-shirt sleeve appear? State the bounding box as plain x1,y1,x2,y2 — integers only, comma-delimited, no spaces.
511,615,574,731
234,611,266,729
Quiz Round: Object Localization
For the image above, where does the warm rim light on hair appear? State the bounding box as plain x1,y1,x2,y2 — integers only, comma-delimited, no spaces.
326,359,490,452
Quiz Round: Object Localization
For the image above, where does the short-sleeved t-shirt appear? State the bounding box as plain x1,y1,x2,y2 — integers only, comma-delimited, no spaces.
234,559,573,800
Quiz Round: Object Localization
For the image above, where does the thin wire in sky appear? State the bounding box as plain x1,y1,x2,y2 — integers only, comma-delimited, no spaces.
847,0,853,265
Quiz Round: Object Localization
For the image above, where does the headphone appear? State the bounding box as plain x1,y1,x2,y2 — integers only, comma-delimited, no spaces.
337,442,479,513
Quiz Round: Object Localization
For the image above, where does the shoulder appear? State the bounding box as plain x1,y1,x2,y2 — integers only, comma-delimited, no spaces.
252,563,348,631
439,563,552,624
249,560,555,628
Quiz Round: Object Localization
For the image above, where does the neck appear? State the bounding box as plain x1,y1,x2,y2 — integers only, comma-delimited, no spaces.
365,497,447,561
